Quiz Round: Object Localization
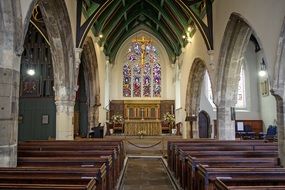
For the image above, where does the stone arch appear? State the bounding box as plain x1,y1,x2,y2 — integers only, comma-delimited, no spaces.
82,37,100,131
0,0,22,166
185,58,208,138
23,0,75,140
215,13,253,140
271,17,285,166
37,0,75,100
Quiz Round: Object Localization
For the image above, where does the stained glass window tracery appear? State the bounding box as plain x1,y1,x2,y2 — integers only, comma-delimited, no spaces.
123,37,161,97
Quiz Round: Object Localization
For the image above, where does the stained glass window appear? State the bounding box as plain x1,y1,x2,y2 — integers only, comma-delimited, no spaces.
123,37,161,97
123,64,131,97
153,62,161,97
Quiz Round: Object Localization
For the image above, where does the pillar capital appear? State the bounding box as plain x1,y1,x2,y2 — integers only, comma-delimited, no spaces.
55,100,75,114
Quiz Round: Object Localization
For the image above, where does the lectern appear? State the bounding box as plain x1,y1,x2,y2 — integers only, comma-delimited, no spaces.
185,115,197,138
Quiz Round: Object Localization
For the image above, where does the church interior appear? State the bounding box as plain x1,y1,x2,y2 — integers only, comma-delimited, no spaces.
0,0,285,189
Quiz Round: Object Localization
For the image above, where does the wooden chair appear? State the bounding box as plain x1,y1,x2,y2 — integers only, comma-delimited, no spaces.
113,123,124,133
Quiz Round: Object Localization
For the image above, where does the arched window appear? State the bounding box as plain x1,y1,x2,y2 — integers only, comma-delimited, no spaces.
235,64,246,108
206,66,246,108
123,37,161,97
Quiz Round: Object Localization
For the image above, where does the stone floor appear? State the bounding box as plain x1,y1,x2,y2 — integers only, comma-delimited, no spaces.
120,157,175,190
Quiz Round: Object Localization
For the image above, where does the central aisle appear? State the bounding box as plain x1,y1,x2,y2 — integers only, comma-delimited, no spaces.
120,157,175,190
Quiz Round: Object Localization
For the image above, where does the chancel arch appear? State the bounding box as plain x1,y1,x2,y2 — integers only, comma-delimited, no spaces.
112,31,173,100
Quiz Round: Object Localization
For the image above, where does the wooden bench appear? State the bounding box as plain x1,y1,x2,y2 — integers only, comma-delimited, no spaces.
18,156,113,190
0,178,96,190
214,178,285,190
19,140,125,171
167,140,278,190
196,165,285,190
186,157,280,190
17,140,125,190
168,140,276,172
0,167,103,190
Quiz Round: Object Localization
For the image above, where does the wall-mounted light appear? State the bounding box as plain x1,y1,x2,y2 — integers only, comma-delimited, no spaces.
183,24,195,44
258,59,267,77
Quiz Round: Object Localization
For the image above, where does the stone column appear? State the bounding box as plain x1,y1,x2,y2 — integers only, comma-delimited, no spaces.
216,105,235,140
88,105,96,131
192,121,199,139
54,48,82,140
55,100,75,140
104,57,110,111
0,52,21,167
277,99,285,166
183,122,189,139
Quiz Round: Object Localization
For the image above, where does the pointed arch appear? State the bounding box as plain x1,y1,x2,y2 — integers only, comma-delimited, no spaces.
272,17,285,166
82,37,100,130
215,13,253,140
185,58,207,115
185,58,209,138
38,0,75,100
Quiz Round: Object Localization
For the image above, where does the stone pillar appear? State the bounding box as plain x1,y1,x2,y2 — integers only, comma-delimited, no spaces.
175,59,181,110
216,106,235,140
55,100,75,140
192,121,199,139
0,53,21,167
88,105,96,131
277,99,285,166
183,122,189,139
104,57,110,111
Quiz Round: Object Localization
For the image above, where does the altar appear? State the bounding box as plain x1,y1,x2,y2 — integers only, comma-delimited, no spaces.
109,100,175,135
124,120,161,135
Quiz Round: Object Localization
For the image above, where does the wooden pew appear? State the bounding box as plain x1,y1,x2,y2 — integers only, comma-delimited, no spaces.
18,149,120,184
0,178,96,190
19,140,125,172
214,178,285,190
196,165,285,190
167,140,277,190
176,150,278,188
186,157,279,190
168,140,276,172
18,156,113,190
0,167,104,190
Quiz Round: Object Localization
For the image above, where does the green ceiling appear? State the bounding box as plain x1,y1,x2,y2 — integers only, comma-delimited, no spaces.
77,0,213,63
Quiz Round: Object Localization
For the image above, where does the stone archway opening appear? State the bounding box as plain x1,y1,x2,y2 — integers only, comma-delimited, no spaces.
185,58,212,138
81,37,101,133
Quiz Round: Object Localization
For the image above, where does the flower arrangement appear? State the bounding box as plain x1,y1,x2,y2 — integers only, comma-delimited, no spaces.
138,130,146,136
163,112,175,124
111,113,124,124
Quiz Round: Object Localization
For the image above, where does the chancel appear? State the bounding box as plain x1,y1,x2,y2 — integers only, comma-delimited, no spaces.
0,0,285,189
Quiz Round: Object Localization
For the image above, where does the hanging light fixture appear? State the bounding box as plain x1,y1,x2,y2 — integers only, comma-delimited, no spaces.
25,54,35,76
258,59,267,77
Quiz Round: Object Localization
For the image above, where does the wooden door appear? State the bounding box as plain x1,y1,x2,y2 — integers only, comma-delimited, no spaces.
198,111,210,138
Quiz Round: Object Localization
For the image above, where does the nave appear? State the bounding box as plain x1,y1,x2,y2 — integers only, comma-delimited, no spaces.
120,157,174,190
0,137,283,190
